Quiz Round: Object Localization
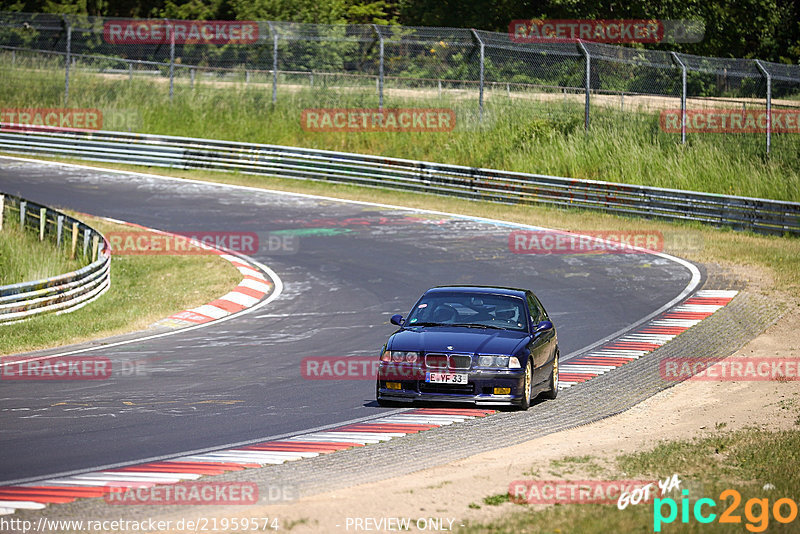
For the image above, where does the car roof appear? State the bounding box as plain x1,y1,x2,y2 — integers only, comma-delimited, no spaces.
424,285,528,299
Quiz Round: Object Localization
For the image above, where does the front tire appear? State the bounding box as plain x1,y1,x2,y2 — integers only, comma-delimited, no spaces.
517,358,533,410
540,348,559,400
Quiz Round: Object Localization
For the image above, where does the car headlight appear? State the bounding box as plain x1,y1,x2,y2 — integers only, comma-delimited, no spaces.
478,355,495,367
384,351,420,363
477,355,512,368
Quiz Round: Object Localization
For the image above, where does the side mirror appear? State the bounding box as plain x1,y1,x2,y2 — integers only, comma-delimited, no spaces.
534,320,553,333
390,314,404,326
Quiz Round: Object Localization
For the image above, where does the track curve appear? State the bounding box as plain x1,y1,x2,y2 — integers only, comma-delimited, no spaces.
0,157,699,484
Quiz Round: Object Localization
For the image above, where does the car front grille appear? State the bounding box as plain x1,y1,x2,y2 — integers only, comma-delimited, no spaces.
424,353,473,369
448,354,472,369
425,353,448,369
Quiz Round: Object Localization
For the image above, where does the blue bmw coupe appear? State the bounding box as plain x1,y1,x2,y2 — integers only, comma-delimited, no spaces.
376,286,559,410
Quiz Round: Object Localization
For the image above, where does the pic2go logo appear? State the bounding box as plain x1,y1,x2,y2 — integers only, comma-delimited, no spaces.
654,489,799,532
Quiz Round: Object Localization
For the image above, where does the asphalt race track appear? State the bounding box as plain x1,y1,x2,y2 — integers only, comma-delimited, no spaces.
0,158,699,484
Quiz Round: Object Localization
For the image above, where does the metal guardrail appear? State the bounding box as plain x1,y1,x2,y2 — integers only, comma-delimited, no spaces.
0,126,798,236
0,192,110,324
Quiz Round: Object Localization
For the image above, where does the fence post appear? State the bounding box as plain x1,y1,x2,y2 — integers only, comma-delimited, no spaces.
577,40,590,130
92,234,99,261
754,60,771,155
167,19,175,100
671,52,687,145
190,67,195,88
267,22,278,104
372,24,385,110
470,29,485,122
83,229,91,258
0,194,4,231
70,222,78,259
20,200,26,229
57,214,63,247
128,61,133,83
63,15,71,105
39,207,46,241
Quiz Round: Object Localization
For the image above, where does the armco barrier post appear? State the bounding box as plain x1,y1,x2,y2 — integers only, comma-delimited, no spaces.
470,29,485,122
70,222,78,259
39,207,46,240
577,40,591,130
754,60,771,155
20,200,26,228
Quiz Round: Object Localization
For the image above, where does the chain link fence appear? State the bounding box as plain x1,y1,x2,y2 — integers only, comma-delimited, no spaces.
0,11,799,153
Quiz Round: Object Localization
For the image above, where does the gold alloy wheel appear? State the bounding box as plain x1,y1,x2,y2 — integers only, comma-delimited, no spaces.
553,353,558,386
524,360,532,404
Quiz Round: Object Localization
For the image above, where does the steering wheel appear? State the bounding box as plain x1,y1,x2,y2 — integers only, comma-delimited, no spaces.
432,304,458,323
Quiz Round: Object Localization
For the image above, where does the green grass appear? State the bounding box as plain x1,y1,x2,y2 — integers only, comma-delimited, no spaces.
460,425,800,533
2,59,799,202
483,493,512,506
0,215,242,355
0,218,83,285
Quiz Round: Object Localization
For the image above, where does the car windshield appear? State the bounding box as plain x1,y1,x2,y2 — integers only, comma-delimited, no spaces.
405,292,527,331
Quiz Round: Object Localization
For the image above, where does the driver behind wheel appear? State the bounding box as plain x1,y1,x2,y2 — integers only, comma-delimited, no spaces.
432,304,458,323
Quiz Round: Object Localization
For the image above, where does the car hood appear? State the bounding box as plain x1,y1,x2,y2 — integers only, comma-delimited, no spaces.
388,326,530,355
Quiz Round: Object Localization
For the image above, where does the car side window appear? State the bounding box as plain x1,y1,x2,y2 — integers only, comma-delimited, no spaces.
533,295,549,320
527,294,541,323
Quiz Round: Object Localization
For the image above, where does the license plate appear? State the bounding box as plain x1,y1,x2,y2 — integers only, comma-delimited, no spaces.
425,372,468,384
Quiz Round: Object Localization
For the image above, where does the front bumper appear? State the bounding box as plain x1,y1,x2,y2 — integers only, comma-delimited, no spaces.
377,367,526,406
